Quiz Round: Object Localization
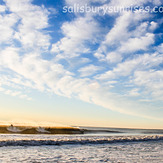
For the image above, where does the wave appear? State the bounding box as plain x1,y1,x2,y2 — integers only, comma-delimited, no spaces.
7,126,23,133
0,135,163,147
0,125,83,134
36,127,50,133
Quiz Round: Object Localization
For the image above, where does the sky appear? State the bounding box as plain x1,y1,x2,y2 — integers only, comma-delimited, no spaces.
0,0,162,128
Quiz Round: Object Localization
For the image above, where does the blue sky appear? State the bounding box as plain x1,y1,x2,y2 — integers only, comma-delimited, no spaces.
0,0,162,128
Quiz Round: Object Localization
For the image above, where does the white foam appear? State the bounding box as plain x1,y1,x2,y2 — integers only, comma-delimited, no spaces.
0,135,162,147
36,127,50,133
7,126,22,133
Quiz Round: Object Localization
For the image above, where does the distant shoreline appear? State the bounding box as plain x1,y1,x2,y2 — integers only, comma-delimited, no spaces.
1,125,162,135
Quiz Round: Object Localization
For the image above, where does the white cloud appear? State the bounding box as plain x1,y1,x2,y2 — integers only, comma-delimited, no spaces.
133,70,163,100
65,0,90,6
5,90,21,96
133,22,149,37
1,46,161,120
94,12,133,61
65,0,107,7
106,52,122,63
96,53,163,80
104,12,132,45
3,0,50,50
119,33,154,53
108,0,161,7
94,11,151,61
94,19,157,64
128,88,140,96
51,16,100,58
149,21,158,31
0,86,32,100
78,65,102,77
156,43,163,53
0,5,6,12
0,47,71,91
0,13,18,43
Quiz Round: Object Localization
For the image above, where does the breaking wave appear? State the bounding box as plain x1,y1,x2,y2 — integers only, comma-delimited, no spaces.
0,135,163,147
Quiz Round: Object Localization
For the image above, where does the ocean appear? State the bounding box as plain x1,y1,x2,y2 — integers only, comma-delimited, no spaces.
0,127,163,163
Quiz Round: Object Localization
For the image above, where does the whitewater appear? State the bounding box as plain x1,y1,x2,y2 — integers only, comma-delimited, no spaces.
0,133,163,162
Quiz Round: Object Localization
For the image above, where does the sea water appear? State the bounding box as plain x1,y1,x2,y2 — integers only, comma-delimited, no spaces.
0,128,163,163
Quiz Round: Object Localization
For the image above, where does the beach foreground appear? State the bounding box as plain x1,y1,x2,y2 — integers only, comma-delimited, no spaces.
0,134,162,162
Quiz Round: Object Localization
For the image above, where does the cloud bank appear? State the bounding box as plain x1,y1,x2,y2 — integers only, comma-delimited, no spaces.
0,0,163,121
